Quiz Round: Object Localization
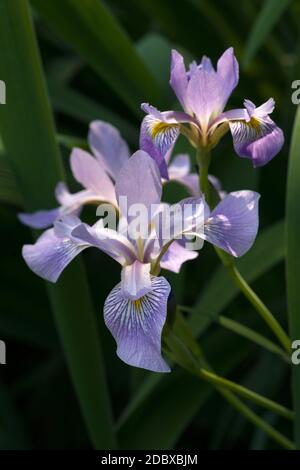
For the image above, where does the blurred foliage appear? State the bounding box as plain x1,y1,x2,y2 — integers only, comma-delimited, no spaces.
0,0,298,449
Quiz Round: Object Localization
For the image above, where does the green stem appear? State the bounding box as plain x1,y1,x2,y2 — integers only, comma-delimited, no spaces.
196,147,211,199
226,264,291,354
197,368,294,421
195,146,291,355
178,305,289,363
165,316,295,450
218,389,295,450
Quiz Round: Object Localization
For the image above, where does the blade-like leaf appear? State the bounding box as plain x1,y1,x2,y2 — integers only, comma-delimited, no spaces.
49,80,138,145
189,220,285,336
0,0,115,449
0,152,22,206
187,0,242,54
136,33,174,103
286,105,300,448
243,0,292,67
32,0,163,113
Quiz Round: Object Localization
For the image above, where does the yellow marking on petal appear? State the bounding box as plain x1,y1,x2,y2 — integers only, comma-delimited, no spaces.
247,117,262,135
133,299,142,314
150,121,178,139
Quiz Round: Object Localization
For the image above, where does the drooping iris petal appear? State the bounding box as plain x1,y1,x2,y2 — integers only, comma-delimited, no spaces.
104,276,171,372
170,49,189,111
88,120,129,179
140,116,169,179
70,148,117,205
18,208,60,229
121,261,152,300
216,47,239,111
160,241,198,273
115,150,162,218
203,190,260,257
22,216,88,282
140,104,196,178
229,116,284,167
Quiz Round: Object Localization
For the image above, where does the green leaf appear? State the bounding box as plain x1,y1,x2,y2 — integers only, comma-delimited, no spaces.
136,33,174,104
48,80,138,146
0,0,116,449
286,105,300,448
32,0,163,113
187,0,242,54
189,220,285,336
0,152,22,206
243,0,292,67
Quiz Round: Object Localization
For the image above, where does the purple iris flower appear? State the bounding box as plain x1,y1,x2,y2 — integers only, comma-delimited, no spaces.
140,47,284,175
19,120,213,229
22,151,260,372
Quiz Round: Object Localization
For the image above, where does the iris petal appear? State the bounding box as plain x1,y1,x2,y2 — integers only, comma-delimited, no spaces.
170,49,189,111
22,216,87,282
203,190,260,257
160,241,198,273
121,261,152,300
70,148,117,204
104,276,171,372
229,116,284,167
18,208,60,229
88,120,129,180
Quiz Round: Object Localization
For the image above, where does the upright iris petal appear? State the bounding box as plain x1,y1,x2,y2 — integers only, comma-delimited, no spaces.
88,120,130,179
170,49,190,111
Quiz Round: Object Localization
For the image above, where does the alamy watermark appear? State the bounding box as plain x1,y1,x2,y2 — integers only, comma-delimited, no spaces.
291,340,300,365
0,340,6,365
0,80,6,104
291,80,300,104
96,197,206,251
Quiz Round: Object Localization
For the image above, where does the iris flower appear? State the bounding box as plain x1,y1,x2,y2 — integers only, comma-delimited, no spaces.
140,47,284,176
22,152,259,372
19,120,210,228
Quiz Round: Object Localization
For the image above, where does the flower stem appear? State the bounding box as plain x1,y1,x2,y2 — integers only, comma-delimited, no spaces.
196,147,211,199
197,368,294,421
195,146,291,355
178,305,290,363
225,261,291,354
217,389,295,450
164,316,295,450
